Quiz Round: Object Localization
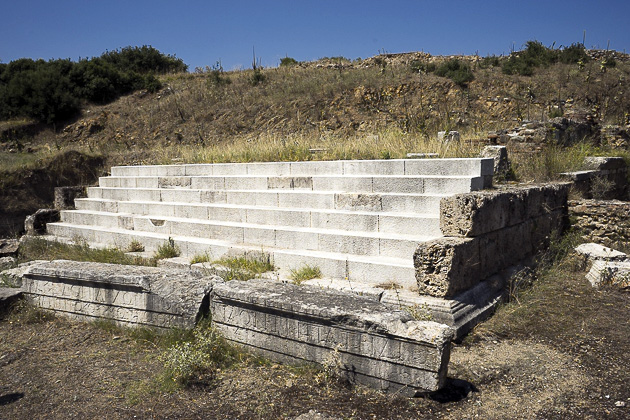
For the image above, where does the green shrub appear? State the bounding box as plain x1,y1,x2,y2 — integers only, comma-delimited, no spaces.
213,256,274,281
502,41,589,76
159,325,241,385
410,60,436,74
0,46,184,124
479,55,501,69
154,237,181,259
435,59,474,87
250,68,266,86
289,264,322,284
280,57,299,67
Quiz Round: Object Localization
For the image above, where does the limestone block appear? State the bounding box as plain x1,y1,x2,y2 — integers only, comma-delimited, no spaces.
583,156,627,171
586,260,630,289
480,145,509,176
158,176,192,188
372,177,424,194
439,184,569,237
342,160,405,175
22,260,220,328
575,243,627,263
267,176,313,190
438,131,460,143
335,193,382,211
0,257,16,271
210,280,453,393
414,237,481,298
0,239,19,257
275,191,321,209
310,211,378,232
25,209,60,235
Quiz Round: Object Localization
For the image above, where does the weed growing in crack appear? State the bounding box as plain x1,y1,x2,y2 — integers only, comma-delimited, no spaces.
154,237,180,260
289,264,322,284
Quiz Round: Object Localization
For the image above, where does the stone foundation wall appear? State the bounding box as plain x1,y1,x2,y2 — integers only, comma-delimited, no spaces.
561,157,628,200
210,279,453,394
11,260,453,393
569,199,630,246
21,261,216,329
414,183,569,298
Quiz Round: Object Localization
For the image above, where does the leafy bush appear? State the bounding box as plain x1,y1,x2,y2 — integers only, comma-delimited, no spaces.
502,41,589,76
160,324,241,385
154,237,181,259
409,60,436,74
280,57,299,67
0,46,183,124
435,59,474,87
479,55,501,69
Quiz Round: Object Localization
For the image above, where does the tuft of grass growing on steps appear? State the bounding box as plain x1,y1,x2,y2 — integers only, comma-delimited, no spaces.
18,237,155,266
153,237,180,260
289,264,322,284
212,256,274,281
190,253,211,264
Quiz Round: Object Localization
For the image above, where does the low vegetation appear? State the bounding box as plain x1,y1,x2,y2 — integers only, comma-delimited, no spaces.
212,256,275,281
0,46,186,124
18,236,155,266
289,264,322,284
153,237,181,260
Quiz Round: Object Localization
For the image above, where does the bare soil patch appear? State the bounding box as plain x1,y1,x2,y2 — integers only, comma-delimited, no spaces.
1,264,629,419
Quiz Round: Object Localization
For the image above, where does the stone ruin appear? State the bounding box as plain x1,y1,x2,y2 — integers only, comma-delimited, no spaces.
1,157,571,395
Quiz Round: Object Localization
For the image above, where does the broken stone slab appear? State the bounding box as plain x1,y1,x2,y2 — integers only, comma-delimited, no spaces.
210,279,453,394
437,131,460,143
586,260,630,289
575,243,627,263
0,260,47,288
22,260,220,328
480,145,510,177
24,209,60,236
0,239,19,257
582,156,627,171
414,237,481,298
0,257,16,271
0,287,23,315
439,183,569,237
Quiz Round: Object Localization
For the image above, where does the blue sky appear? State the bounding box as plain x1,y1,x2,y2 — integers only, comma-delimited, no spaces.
2,1,629,71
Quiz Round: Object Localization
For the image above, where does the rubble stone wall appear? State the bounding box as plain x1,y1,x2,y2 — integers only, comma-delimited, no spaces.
414,183,569,298
569,199,630,246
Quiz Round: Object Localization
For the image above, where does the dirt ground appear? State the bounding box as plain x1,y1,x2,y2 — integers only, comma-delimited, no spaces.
1,263,629,419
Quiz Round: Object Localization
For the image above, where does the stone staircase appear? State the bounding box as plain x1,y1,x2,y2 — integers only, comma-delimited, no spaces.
46,158,493,291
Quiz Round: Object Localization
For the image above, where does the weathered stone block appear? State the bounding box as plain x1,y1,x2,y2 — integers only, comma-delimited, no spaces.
414,237,481,298
586,260,630,289
0,239,19,257
583,156,626,171
25,209,60,235
480,145,509,176
439,184,569,237
210,280,453,393
22,261,220,328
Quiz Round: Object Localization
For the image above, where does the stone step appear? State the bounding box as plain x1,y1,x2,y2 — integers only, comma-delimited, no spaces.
110,158,493,178
98,174,485,195
74,199,442,236
44,225,418,288
59,210,436,259
86,187,446,213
